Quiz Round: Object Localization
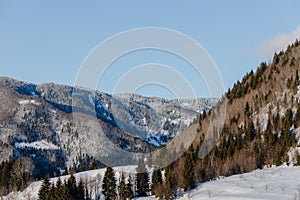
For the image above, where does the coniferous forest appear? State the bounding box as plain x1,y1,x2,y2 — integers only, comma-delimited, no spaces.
3,39,300,200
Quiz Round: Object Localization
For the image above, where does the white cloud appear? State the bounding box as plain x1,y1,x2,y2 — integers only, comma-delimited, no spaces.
257,26,300,57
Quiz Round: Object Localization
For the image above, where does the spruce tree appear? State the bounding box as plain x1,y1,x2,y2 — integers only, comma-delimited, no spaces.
136,159,150,197
38,175,51,200
68,173,78,200
151,168,162,195
182,151,195,191
78,178,85,200
102,165,117,200
55,177,63,200
61,179,70,200
125,174,134,199
164,166,176,200
47,183,56,200
118,172,126,200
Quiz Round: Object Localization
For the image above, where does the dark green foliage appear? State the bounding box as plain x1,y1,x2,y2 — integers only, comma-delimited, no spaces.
47,183,56,200
245,121,256,143
136,159,150,197
153,166,176,200
125,174,134,199
37,174,87,200
274,145,283,166
55,177,63,199
38,175,51,200
182,147,195,191
244,102,250,118
285,109,293,128
68,173,78,200
163,166,176,199
102,165,117,200
78,179,85,200
151,168,162,195
0,158,32,196
89,159,97,170
118,172,126,200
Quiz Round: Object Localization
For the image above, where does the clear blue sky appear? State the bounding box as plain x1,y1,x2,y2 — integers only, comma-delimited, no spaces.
1,1,300,98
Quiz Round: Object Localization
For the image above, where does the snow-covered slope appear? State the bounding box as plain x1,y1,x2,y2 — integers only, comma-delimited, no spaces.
4,166,137,200
178,166,300,200
5,165,300,200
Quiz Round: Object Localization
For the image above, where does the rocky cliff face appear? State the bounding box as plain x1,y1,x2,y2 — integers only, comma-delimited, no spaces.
0,77,217,176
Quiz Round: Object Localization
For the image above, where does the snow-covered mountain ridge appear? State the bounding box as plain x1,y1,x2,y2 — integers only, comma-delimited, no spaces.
0,76,217,176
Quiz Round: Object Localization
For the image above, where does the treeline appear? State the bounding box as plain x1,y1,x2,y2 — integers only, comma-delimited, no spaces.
0,157,33,196
38,174,85,200
38,159,177,200
149,38,300,195
101,159,176,200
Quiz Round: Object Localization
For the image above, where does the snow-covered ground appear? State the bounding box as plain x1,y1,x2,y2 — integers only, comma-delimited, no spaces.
177,165,300,200
14,140,59,150
4,165,300,200
4,166,137,200
19,99,40,106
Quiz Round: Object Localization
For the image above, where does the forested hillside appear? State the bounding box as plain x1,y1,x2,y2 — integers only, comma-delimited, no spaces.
149,39,300,198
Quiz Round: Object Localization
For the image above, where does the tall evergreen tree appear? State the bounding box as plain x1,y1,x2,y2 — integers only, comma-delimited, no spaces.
78,178,85,200
68,173,78,200
38,175,51,200
125,174,134,199
102,165,117,200
118,172,126,200
61,179,70,200
182,150,195,191
55,177,63,200
47,183,56,200
164,166,176,199
151,168,162,195
136,159,150,197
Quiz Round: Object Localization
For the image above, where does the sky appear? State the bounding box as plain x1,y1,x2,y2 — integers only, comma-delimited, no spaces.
1,1,300,98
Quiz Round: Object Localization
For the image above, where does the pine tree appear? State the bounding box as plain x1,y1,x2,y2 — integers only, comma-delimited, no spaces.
245,121,256,143
136,159,150,197
61,180,70,200
151,168,162,196
118,172,126,200
78,178,85,200
244,102,250,118
55,177,63,200
89,159,97,170
164,166,176,199
125,174,134,199
38,175,51,200
47,183,56,200
102,165,117,200
182,150,195,191
68,173,78,200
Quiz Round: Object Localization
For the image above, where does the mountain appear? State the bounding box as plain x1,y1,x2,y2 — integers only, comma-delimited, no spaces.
3,39,300,200
0,77,217,178
152,39,300,193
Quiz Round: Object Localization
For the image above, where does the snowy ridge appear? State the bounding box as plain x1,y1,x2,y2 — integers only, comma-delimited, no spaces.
14,140,59,150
